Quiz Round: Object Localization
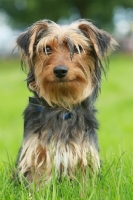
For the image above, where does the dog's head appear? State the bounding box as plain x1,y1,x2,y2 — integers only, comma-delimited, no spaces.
17,19,117,109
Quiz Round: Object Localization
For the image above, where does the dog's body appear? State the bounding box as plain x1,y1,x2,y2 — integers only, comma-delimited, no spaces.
16,19,116,186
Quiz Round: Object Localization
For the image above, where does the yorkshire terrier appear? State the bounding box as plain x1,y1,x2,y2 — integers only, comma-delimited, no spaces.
16,19,116,186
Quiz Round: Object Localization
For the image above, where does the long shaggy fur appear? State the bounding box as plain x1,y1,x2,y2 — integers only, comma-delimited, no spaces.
16,19,117,187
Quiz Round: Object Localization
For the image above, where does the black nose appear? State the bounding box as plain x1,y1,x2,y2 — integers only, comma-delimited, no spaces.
53,66,68,79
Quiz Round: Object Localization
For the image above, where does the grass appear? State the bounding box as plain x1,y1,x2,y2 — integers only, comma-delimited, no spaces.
0,53,133,199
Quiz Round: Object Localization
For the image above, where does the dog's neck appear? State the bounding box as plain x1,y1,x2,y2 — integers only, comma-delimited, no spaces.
29,96,73,120
26,94,98,145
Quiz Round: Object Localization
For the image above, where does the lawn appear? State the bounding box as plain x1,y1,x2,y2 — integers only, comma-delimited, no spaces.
0,53,133,199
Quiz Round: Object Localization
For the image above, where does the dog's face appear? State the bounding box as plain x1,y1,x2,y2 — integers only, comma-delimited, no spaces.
17,19,116,109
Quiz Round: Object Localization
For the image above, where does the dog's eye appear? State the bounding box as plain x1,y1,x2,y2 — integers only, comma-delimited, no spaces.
43,46,52,55
73,45,83,54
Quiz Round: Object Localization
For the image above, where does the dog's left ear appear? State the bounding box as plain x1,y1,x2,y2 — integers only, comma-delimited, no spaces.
78,21,117,58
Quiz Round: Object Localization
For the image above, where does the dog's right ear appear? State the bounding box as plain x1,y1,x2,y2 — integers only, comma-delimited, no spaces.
16,30,31,56
16,21,51,60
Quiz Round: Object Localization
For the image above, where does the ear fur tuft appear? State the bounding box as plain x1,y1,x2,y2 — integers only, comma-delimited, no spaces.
78,21,117,58
16,30,31,56
16,20,50,58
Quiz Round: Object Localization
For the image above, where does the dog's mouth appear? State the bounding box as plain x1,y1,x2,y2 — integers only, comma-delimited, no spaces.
44,73,87,84
46,79,77,83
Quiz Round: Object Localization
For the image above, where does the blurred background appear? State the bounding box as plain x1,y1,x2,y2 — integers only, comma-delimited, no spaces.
0,0,133,55
0,0,133,166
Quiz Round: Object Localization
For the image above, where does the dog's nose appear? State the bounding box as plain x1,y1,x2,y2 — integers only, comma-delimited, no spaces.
53,66,68,79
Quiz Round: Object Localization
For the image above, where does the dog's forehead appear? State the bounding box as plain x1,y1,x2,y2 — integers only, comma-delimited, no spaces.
47,22,84,36
37,22,89,47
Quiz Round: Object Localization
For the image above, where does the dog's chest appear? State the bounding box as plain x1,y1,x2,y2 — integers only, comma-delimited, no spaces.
39,118,89,173
18,108,100,183
20,117,90,174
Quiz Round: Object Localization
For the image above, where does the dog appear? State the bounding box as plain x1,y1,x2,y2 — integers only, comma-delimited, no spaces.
16,19,116,187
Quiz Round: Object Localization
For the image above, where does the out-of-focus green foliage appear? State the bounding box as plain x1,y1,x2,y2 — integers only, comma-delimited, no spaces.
1,0,133,28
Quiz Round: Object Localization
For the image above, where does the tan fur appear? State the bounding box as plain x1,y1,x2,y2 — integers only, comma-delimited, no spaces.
31,34,95,109
18,130,100,185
